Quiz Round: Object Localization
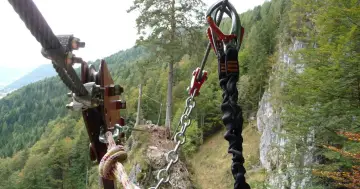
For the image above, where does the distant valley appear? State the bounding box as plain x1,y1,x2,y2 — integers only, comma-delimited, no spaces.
0,67,28,88
0,64,57,98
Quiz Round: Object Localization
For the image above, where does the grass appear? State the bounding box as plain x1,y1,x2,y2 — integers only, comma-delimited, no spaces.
122,125,151,188
117,123,266,188
187,121,266,189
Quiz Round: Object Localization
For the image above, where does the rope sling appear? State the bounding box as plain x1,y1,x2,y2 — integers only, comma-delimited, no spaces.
99,131,139,189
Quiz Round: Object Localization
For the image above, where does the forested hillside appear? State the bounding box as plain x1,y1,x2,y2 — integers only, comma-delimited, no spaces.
0,0,359,188
0,46,146,158
0,77,69,157
279,0,360,188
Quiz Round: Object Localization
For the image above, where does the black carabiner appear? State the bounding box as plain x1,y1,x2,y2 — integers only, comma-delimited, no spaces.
206,0,245,80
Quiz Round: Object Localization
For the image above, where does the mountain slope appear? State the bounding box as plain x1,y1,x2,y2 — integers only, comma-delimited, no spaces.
188,122,265,189
0,64,57,93
0,67,29,89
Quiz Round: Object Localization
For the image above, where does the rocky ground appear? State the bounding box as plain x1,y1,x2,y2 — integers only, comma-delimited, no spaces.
120,122,264,189
124,124,192,189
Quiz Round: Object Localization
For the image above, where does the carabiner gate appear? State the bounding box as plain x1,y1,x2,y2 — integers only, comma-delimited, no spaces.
206,1,244,54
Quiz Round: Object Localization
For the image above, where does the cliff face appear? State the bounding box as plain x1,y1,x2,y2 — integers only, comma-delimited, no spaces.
257,91,283,172
256,40,315,189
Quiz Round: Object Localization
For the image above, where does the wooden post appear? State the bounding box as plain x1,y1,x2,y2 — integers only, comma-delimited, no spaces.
157,103,162,126
135,84,142,126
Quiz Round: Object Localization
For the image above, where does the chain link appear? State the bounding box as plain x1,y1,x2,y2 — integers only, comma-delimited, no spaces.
149,91,196,189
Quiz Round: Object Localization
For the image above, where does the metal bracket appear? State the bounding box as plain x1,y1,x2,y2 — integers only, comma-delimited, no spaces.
66,82,103,111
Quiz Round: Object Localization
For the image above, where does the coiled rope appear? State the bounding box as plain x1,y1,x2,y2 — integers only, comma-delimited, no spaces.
99,131,140,189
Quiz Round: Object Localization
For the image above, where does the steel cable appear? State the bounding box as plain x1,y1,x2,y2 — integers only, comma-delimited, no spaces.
8,0,88,96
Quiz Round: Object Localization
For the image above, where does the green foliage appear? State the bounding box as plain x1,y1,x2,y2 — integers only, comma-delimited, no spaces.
280,0,360,187
127,0,206,57
0,115,92,189
283,0,360,146
237,0,291,117
0,77,69,157
182,121,203,157
127,0,206,128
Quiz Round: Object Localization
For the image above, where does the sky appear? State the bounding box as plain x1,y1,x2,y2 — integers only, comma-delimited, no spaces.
0,0,266,72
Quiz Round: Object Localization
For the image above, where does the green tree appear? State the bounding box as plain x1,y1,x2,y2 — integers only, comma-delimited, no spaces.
280,0,360,187
127,0,206,133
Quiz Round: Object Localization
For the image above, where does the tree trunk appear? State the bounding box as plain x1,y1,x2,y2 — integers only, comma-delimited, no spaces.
157,94,162,126
165,61,173,137
164,0,176,138
136,84,142,125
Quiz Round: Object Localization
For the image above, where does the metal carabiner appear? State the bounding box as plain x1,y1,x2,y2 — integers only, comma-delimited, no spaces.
206,0,244,53
99,125,121,144
188,68,207,97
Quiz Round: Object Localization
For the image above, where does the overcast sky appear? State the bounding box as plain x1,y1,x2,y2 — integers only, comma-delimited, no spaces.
0,0,266,71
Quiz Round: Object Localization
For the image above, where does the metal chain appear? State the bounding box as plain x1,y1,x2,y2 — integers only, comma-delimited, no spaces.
149,91,196,189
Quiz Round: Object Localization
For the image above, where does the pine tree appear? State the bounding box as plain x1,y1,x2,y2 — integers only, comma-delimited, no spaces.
127,0,206,134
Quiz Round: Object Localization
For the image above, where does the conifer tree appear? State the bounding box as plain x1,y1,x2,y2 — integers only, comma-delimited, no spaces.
127,0,206,134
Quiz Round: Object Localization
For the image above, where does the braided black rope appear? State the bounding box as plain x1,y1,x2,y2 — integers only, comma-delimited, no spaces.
52,63,83,95
219,48,250,189
8,0,88,96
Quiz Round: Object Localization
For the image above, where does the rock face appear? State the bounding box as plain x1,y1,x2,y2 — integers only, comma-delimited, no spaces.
256,40,314,189
125,124,192,189
257,91,283,171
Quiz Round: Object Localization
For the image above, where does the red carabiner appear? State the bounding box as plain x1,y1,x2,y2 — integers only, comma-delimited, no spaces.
206,16,245,54
207,16,237,43
188,67,207,97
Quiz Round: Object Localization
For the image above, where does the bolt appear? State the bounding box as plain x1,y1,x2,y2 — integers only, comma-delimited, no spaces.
66,103,73,109
115,85,124,95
